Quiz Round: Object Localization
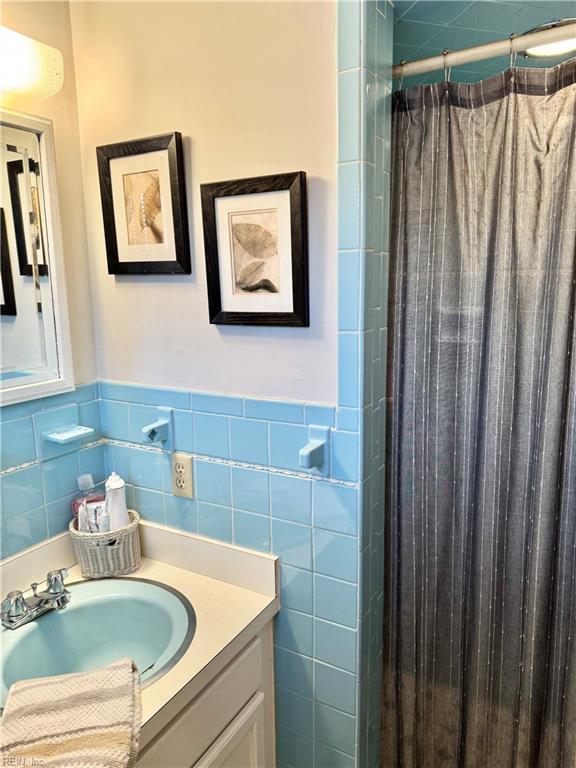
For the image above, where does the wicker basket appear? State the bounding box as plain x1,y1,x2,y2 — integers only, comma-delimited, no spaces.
69,510,141,579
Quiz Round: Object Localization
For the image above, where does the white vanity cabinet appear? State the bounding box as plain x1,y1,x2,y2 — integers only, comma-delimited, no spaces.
137,624,275,768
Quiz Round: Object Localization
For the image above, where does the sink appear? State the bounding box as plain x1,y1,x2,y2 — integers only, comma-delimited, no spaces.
1,577,196,707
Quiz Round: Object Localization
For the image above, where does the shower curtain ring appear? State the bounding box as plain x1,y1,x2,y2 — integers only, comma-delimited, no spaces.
399,59,406,91
509,33,517,69
443,49,451,84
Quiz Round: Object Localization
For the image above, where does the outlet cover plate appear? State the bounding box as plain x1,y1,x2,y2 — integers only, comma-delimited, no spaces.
171,452,194,499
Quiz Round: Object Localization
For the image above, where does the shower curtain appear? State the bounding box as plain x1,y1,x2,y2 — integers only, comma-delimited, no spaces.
383,61,576,768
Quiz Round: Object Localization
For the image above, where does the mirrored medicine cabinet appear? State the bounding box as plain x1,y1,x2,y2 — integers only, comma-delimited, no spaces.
0,109,74,405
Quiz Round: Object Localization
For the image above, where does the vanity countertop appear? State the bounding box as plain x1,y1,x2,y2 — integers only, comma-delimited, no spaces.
0,521,279,751
69,556,279,748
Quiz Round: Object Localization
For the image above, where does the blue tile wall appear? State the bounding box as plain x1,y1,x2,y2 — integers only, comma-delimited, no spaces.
0,384,103,560
339,0,392,765
88,375,371,765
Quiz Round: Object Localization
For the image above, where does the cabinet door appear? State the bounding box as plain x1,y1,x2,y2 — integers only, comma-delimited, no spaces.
195,693,265,768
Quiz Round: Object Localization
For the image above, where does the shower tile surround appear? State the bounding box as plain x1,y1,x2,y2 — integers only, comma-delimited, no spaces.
0,2,393,765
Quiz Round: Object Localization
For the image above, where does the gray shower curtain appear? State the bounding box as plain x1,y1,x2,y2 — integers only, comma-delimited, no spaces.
383,61,576,768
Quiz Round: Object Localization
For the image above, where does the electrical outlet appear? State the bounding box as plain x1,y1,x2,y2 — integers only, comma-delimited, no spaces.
171,452,194,499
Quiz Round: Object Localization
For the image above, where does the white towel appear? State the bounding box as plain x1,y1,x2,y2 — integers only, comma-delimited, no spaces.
0,657,141,768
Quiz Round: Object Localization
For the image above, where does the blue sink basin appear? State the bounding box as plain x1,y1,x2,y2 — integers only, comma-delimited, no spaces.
1,577,196,707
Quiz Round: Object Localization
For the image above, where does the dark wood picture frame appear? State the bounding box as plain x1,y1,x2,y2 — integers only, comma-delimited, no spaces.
7,158,48,277
96,132,191,275
201,171,308,326
1,209,17,316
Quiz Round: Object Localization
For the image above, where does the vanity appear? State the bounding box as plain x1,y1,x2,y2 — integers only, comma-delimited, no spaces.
0,521,280,767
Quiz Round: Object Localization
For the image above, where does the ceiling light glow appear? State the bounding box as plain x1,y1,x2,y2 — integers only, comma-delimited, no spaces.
523,18,576,59
0,27,63,99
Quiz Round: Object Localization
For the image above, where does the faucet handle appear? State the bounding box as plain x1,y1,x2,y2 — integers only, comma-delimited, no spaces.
45,568,69,594
1,591,28,619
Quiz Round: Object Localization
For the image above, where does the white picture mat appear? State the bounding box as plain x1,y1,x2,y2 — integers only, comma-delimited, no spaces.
215,190,294,313
110,151,175,263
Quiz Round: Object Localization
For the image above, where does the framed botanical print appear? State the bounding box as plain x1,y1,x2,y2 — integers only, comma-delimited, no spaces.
1,209,17,316
7,158,48,277
96,132,191,275
201,171,308,326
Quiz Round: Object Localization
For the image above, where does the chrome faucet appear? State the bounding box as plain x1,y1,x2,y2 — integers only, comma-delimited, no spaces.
1,568,71,630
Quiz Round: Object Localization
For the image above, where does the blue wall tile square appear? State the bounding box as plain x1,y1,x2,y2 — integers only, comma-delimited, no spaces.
234,510,270,552
73,383,98,402
315,702,356,758
280,564,313,614
338,70,361,162
46,493,75,537
42,453,79,503
173,410,194,453
270,475,311,524
100,400,131,441
331,430,360,482
314,662,356,715
338,0,361,71
364,0,378,72
269,423,308,471
133,487,165,524
194,413,230,459
244,399,304,424
130,449,165,492
34,404,79,459
315,741,355,768
191,392,243,416
274,647,313,699
78,400,102,438
194,461,231,506
271,519,312,570
165,495,197,533
315,574,358,628
274,607,313,656
314,529,358,583
338,163,361,250
336,408,360,432
1,507,47,559
1,464,44,520
313,482,358,535
338,252,361,331
276,687,313,737
229,418,268,465
338,334,360,408
197,501,232,542
276,725,313,768
78,445,106,485
1,416,36,470
231,467,269,514
0,400,40,421
304,405,335,428
104,444,131,479
141,386,190,410
99,381,142,402
37,388,84,410
315,619,357,673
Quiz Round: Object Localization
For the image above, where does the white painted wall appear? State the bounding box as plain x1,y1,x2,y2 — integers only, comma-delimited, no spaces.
70,1,338,402
1,2,97,385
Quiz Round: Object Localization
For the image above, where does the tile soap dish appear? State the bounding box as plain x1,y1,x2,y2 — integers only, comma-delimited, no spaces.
43,425,96,444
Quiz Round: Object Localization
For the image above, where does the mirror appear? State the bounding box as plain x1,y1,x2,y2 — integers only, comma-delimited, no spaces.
0,110,73,404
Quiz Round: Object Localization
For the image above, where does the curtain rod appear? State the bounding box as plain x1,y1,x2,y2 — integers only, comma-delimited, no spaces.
392,22,576,78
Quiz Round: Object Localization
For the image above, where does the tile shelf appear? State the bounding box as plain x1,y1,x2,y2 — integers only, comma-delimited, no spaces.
42,425,96,445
